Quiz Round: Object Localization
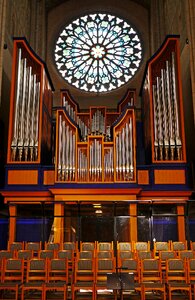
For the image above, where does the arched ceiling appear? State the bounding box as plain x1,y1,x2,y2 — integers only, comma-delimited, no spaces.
45,0,150,11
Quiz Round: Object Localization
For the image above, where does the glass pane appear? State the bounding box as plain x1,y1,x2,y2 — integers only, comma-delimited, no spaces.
116,216,130,241
0,217,9,249
153,216,178,242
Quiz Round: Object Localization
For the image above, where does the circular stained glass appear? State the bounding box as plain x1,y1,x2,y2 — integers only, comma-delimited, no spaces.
54,13,142,92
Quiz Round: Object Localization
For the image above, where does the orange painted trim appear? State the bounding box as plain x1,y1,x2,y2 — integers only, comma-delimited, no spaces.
8,170,38,185
9,205,17,244
50,188,141,196
137,170,149,185
154,169,186,184
7,41,18,163
43,170,55,185
139,190,192,198
177,205,186,241
1,191,52,197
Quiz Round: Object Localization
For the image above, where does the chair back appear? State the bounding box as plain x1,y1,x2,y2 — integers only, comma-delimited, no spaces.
48,258,68,283
2,258,24,283
166,258,188,283
26,258,47,283
140,258,162,283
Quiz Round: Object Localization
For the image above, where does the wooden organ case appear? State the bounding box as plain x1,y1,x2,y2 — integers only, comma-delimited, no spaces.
55,90,136,183
141,35,186,164
7,38,54,165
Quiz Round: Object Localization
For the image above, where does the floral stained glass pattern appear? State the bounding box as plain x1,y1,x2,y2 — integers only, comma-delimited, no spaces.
54,13,142,92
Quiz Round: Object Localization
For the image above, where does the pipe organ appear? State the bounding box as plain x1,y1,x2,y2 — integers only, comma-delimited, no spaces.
141,36,186,163
56,90,136,183
2,35,191,245
7,38,54,164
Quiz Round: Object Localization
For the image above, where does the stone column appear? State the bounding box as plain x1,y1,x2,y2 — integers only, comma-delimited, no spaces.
0,0,7,106
150,0,166,54
185,0,195,123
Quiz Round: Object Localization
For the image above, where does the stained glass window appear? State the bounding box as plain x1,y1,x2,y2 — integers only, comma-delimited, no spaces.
54,13,142,92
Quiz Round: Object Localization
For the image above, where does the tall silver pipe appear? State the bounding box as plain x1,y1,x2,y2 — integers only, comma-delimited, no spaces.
11,48,22,160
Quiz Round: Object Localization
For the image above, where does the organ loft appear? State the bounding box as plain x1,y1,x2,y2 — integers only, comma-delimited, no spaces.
0,0,195,249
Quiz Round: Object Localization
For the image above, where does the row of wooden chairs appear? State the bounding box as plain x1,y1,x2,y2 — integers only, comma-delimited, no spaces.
1,256,195,300
6,240,195,253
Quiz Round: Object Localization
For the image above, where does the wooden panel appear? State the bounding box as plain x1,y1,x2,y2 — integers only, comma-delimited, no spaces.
154,169,185,184
43,170,55,185
8,170,38,185
137,170,149,185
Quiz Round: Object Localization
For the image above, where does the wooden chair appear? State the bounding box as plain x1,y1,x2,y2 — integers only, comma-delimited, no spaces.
21,258,47,300
119,258,141,299
0,258,24,300
179,250,194,260
190,241,195,251
72,258,95,300
137,250,153,260
44,258,68,300
62,241,77,252
117,242,132,252
96,241,113,251
8,242,24,257
134,241,150,252
140,258,166,300
16,250,33,260
118,250,134,260
95,257,116,300
45,242,60,251
165,258,192,300
153,241,171,258
97,250,114,259
171,241,188,252
0,250,14,260
80,242,96,252
25,241,42,256
77,250,94,259
159,250,177,272
187,258,195,300
57,250,74,284
38,250,55,259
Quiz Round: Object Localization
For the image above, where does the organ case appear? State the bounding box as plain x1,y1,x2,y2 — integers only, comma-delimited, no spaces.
7,38,54,164
141,36,186,163
55,90,136,183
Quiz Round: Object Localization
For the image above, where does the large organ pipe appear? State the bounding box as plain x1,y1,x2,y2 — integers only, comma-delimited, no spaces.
152,85,159,160
18,57,27,161
171,52,182,159
129,118,134,178
11,48,22,161
165,60,175,151
161,69,169,159
34,81,40,161
156,76,163,160
58,115,62,180
24,66,32,161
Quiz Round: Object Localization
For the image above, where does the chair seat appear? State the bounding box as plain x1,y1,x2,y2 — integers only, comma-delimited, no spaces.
168,282,190,287
0,282,21,287
74,281,94,287
22,282,44,287
143,282,165,288
45,282,67,288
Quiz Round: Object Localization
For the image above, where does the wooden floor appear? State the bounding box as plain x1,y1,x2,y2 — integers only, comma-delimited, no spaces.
0,290,192,299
